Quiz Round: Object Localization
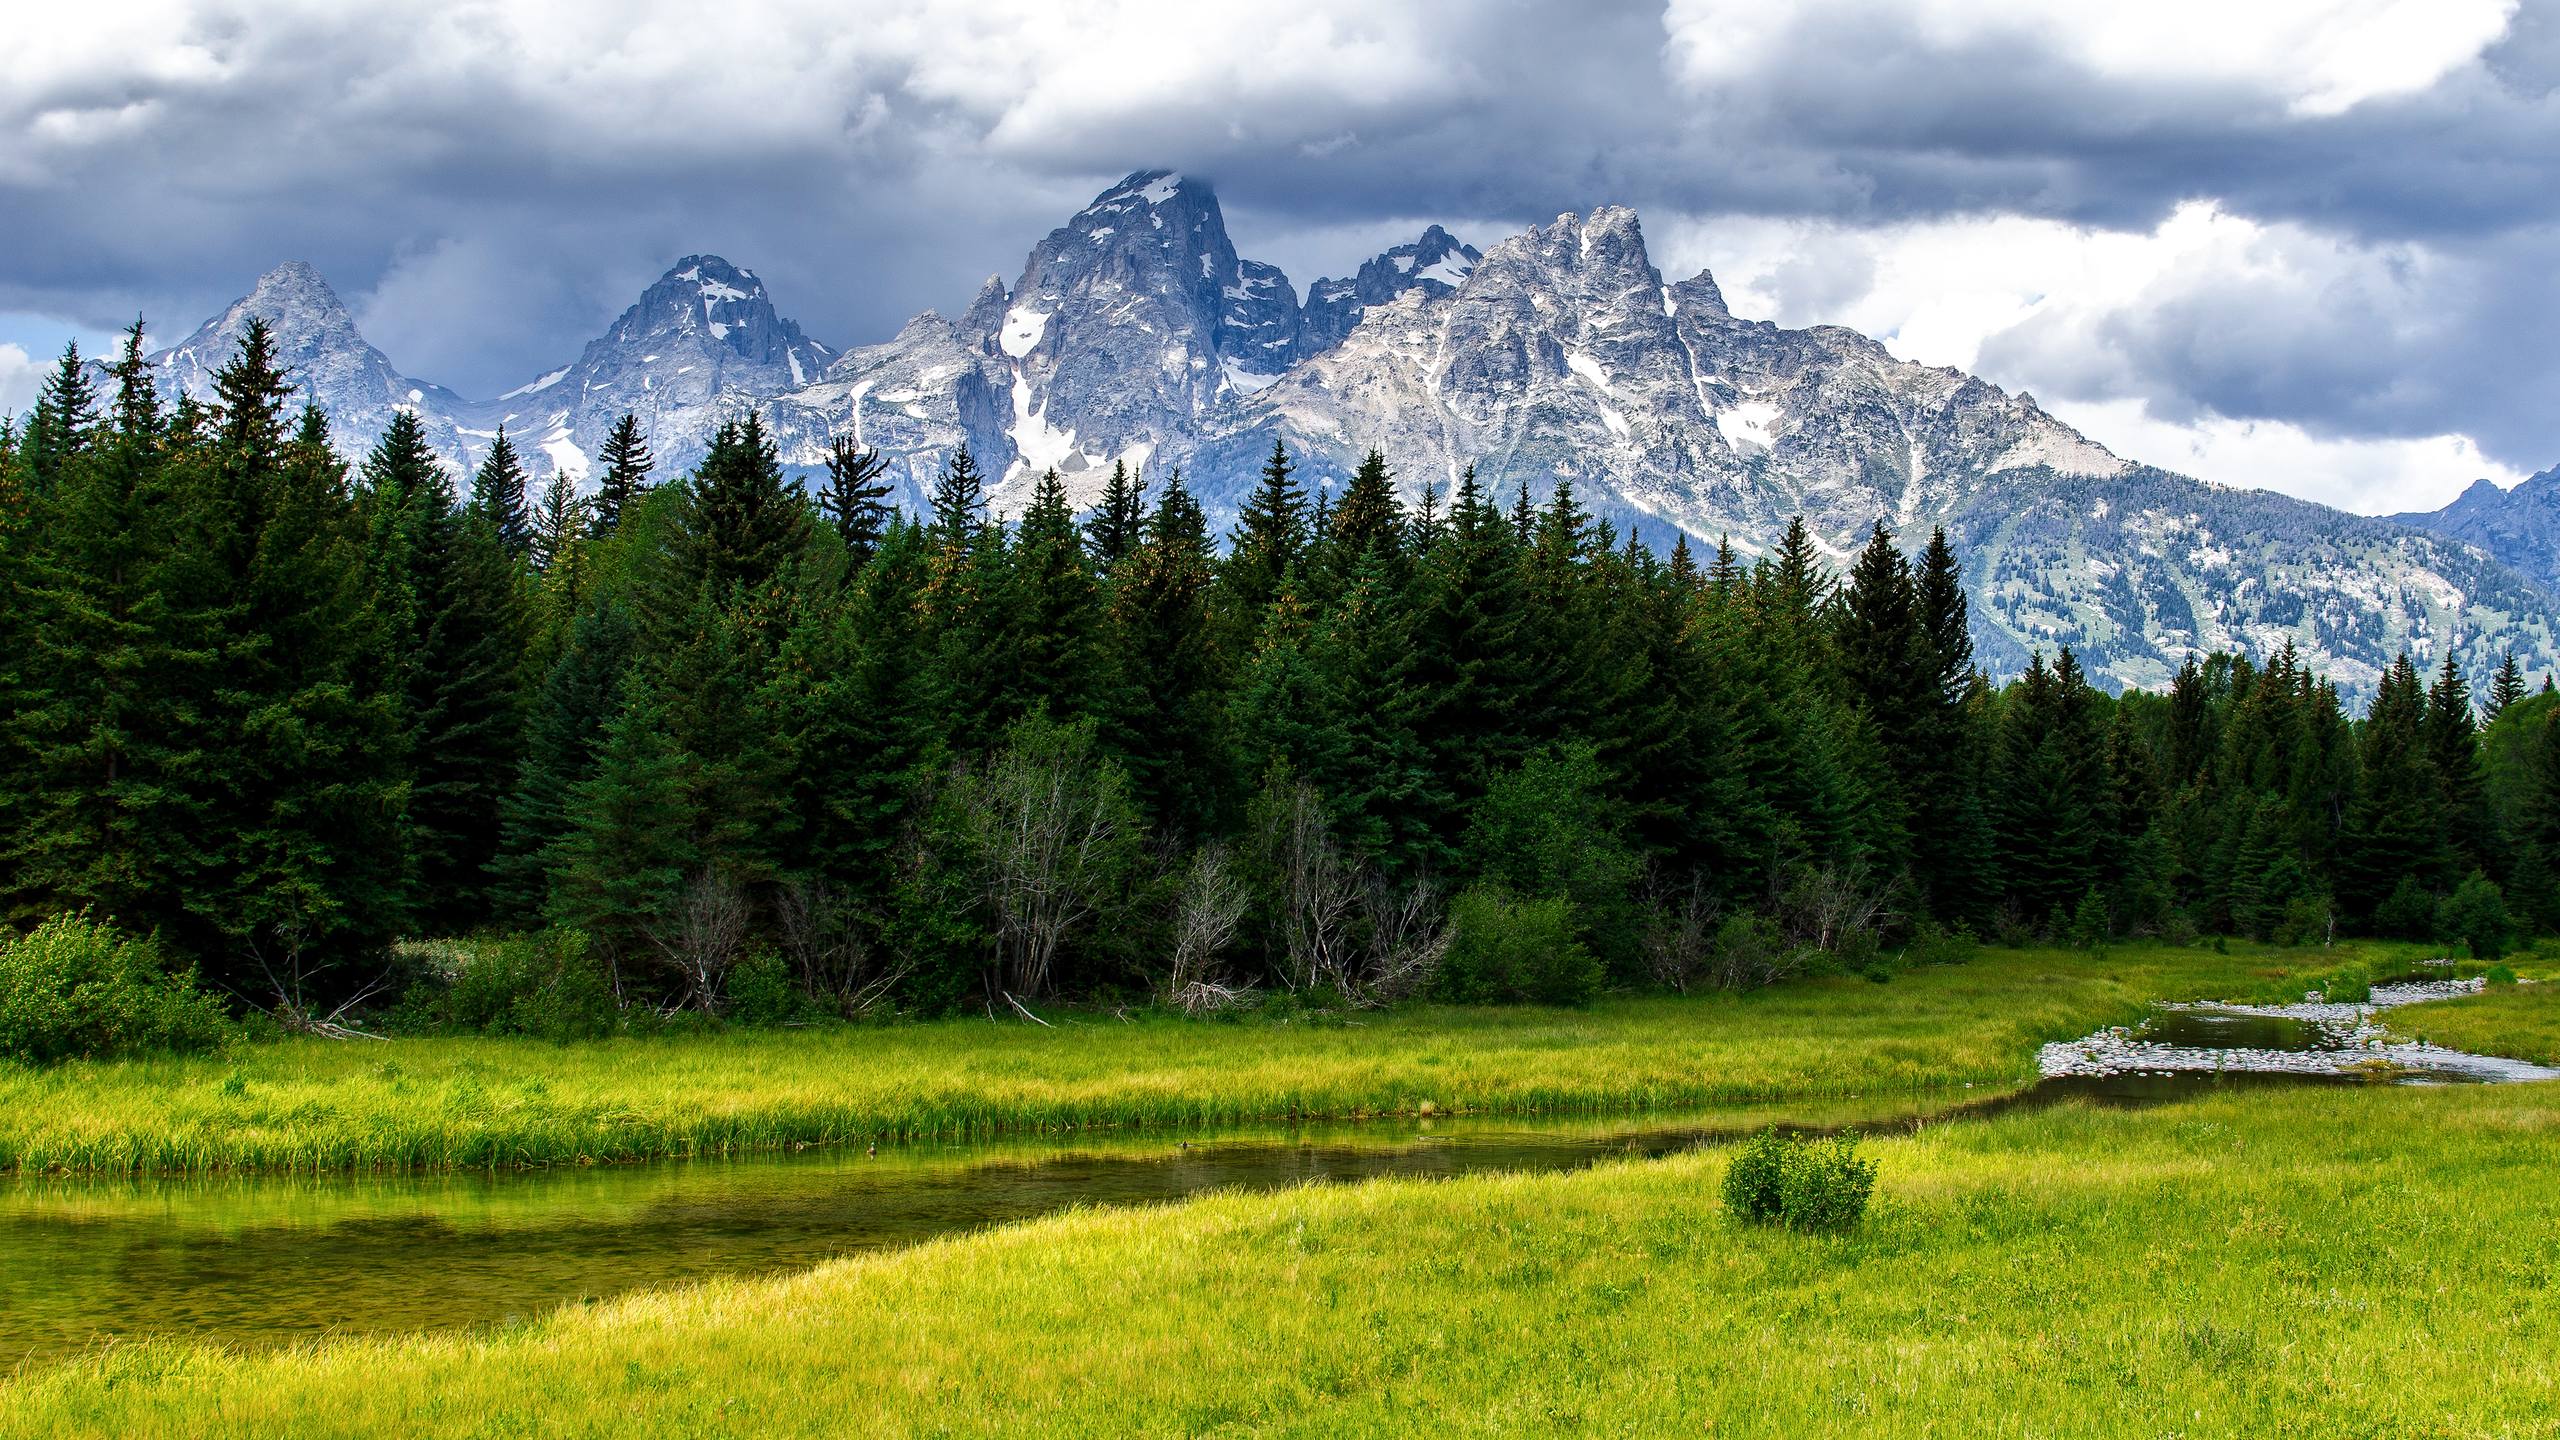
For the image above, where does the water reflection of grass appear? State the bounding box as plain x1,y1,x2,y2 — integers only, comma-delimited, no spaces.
13,1080,2559,1436
0,941,2445,1175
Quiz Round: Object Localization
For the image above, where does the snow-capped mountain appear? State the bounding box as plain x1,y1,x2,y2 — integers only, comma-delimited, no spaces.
148,261,476,463
475,254,834,483
1298,224,1480,356
2392,469,2560,598
154,172,2560,693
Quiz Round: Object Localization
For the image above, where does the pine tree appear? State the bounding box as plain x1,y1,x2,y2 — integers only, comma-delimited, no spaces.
494,598,637,920
530,466,587,574
471,426,533,558
2488,652,2528,721
1105,470,1227,836
817,436,894,561
362,411,526,932
2343,653,2448,916
591,413,654,535
1086,459,1148,570
1222,438,1308,626
549,693,698,970
2426,653,2496,875
1007,468,1103,723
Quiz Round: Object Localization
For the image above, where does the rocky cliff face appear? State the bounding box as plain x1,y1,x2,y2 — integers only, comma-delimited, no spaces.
150,261,477,465
2393,470,2560,598
159,175,2560,694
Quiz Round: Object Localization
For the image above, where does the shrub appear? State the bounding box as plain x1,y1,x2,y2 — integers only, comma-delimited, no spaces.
2270,893,2334,949
2485,963,2519,986
2441,871,2513,961
2374,876,2440,942
410,931,617,1042
1438,886,1603,1006
2067,888,2111,952
1708,913,1806,992
0,914,231,1065
1901,921,1979,969
1722,1129,1878,1232
724,948,812,1026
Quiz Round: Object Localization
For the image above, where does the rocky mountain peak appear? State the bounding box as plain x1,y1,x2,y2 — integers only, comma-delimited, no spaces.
1300,225,1483,355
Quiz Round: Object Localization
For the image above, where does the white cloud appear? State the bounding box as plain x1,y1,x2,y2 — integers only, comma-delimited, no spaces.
2051,398,2521,515
1663,0,2516,117
1651,202,2520,513
0,343,41,417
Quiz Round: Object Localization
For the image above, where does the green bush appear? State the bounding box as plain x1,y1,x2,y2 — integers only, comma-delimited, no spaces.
724,948,811,1025
2375,876,2440,941
1900,921,1979,969
2441,871,2512,961
1722,1129,1879,1232
2271,893,2334,949
0,914,231,1065
2484,963,2519,986
408,931,617,1042
2067,888,2112,952
1438,886,1603,1006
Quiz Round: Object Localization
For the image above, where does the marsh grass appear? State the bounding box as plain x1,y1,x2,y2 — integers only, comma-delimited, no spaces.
10,1081,2560,1437
0,942,2411,1175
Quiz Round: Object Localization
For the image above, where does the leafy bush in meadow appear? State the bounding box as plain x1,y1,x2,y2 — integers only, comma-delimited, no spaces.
1723,1129,1879,1232
1438,887,1603,1006
0,914,231,1065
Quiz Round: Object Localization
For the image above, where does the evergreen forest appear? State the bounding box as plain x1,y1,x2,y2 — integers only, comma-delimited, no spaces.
4,323,2554,1025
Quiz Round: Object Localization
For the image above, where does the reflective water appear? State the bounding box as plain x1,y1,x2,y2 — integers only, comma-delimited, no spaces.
0,1096,1950,1369
5,980,2546,1371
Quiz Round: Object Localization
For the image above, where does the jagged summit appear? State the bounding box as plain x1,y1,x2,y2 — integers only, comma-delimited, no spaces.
1301,225,1484,355
2394,467,2560,596
150,259,475,464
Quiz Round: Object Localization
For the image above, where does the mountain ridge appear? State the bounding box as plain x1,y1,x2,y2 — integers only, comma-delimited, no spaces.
131,171,2560,696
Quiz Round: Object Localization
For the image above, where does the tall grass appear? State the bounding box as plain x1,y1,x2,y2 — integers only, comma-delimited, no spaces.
0,942,2399,1175
10,1080,2559,1436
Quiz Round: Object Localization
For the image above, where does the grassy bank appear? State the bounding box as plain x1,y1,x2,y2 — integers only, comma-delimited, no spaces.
0,942,2418,1176
11,1079,2558,1436
2395,974,2560,1064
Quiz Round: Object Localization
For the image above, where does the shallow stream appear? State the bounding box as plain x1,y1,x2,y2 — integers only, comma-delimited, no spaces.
1,974,2547,1370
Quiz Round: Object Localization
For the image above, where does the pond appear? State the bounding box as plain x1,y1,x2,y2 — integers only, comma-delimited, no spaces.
2,976,2546,1371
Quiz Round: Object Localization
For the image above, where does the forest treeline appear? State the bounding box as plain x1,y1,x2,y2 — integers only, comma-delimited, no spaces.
1,323,2554,1023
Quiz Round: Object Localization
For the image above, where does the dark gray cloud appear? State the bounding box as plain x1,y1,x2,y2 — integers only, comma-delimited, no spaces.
6,0,2558,487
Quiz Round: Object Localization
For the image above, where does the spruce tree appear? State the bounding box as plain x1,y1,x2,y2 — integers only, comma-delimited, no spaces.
530,466,587,574
928,442,988,539
1223,438,1308,625
1008,468,1103,723
363,411,526,932
2426,653,2496,874
191,328,409,992
1086,459,1148,570
19,341,101,494
818,435,894,561
1323,447,1405,583
471,427,533,558
491,597,638,919
549,693,698,972
1105,470,1227,836
2343,653,2448,916
2488,652,2527,721
592,413,654,535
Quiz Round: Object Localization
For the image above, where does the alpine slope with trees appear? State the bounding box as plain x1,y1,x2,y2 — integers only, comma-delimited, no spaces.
2,325,2556,1032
